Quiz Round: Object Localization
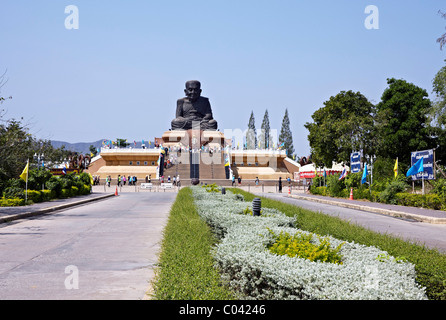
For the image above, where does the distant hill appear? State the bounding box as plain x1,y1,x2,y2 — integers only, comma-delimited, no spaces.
50,139,105,154
50,139,155,154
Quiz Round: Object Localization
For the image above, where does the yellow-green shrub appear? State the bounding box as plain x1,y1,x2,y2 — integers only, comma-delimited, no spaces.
267,229,344,264
60,188,72,198
203,183,220,193
27,190,42,203
0,198,25,207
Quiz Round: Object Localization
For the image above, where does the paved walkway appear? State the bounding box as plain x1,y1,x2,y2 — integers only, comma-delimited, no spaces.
0,192,116,224
0,192,176,300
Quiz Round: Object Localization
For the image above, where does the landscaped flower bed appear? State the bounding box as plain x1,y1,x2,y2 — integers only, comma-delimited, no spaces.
192,185,427,300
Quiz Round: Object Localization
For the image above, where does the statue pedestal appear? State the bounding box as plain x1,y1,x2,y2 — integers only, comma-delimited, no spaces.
161,130,225,149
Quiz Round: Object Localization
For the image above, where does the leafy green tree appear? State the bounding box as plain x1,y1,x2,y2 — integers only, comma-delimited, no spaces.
278,108,294,157
116,138,129,148
305,90,375,167
246,111,257,149
89,144,98,157
374,78,437,167
431,61,446,162
432,60,446,126
437,10,446,50
27,168,53,191
0,118,35,182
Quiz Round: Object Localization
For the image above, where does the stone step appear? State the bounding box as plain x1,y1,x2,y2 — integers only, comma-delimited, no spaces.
161,153,228,180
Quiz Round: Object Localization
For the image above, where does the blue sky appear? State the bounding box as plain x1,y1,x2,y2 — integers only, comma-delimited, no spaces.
0,1,445,156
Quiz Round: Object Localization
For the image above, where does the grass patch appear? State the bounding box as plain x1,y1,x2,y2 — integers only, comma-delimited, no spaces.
151,187,235,300
229,188,446,300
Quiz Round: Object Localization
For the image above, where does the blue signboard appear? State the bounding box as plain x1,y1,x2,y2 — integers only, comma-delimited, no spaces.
350,152,361,173
410,149,434,180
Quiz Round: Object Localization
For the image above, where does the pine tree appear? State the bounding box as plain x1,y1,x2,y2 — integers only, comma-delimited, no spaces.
246,111,257,149
279,108,294,157
260,109,272,149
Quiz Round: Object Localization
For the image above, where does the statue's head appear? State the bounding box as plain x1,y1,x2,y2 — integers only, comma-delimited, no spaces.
184,80,201,102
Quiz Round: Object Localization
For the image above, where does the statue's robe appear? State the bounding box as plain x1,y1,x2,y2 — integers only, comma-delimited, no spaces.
171,96,217,130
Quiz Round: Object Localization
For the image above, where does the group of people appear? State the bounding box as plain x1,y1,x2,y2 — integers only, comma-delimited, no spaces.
159,175,180,186
114,175,138,187
91,175,101,185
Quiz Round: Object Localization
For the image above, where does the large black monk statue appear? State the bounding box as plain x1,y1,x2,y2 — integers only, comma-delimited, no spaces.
171,80,218,131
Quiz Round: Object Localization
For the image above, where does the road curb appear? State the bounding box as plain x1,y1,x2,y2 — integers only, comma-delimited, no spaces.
0,193,116,224
288,194,446,224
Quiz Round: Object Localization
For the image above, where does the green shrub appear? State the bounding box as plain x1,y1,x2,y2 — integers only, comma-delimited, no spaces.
431,178,446,207
3,186,25,199
71,186,79,196
81,184,91,195
344,172,362,190
60,188,72,198
27,190,42,203
41,189,56,201
326,174,346,197
395,193,443,210
371,190,381,202
379,180,407,204
352,186,372,200
311,186,327,196
46,177,63,197
27,168,52,191
79,172,92,186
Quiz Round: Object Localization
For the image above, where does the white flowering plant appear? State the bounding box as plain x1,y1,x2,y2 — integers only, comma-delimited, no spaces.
191,186,427,300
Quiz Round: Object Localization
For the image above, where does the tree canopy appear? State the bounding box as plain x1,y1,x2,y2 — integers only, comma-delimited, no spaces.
304,90,375,167
374,78,437,166
305,78,443,169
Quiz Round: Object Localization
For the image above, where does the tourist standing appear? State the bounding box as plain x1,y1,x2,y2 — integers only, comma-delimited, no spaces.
278,177,282,193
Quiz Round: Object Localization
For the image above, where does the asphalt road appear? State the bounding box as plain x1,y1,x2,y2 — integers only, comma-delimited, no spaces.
256,192,446,254
0,192,176,300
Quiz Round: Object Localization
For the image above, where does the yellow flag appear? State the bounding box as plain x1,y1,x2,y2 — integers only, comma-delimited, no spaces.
394,158,398,178
20,160,29,181
88,173,94,185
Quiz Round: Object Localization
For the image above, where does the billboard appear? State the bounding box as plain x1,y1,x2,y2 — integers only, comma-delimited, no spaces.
350,152,361,173
410,149,434,180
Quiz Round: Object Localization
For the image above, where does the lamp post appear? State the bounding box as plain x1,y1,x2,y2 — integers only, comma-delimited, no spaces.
365,155,376,186
33,153,45,169
33,153,45,190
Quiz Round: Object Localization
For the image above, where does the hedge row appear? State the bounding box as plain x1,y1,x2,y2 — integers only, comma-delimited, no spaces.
0,184,91,207
310,186,445,211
